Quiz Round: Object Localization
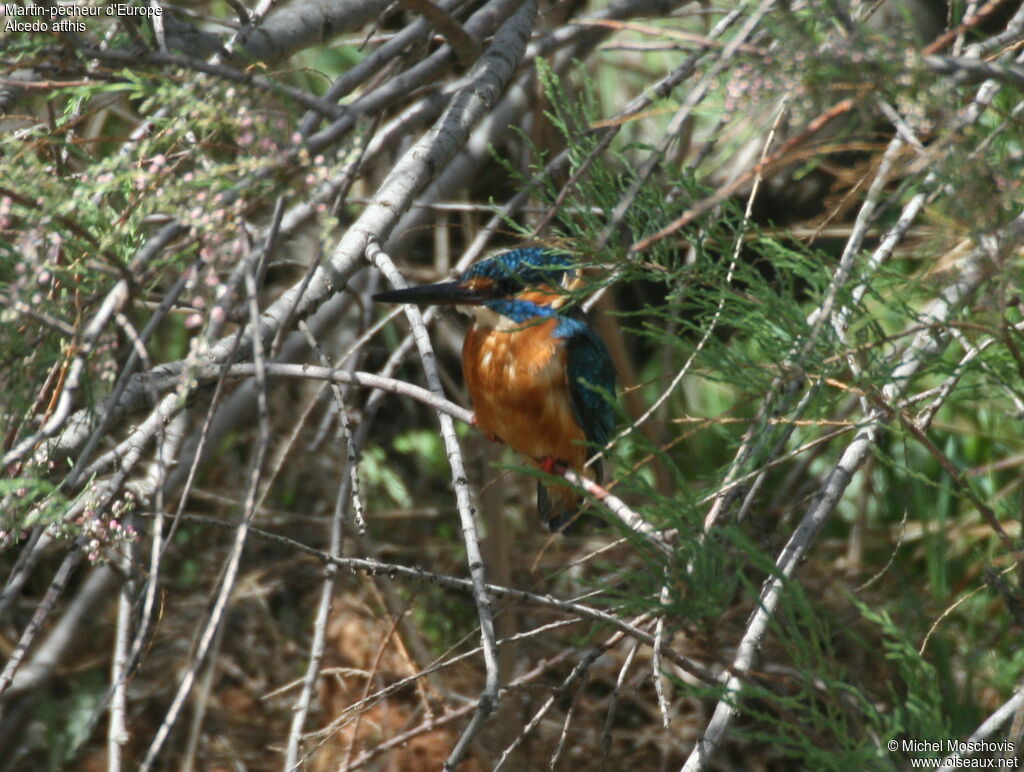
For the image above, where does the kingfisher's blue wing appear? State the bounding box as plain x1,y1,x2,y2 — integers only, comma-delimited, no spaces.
560,317,617,479
538,317,616,532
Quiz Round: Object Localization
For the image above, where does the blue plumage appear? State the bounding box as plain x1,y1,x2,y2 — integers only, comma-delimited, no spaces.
565,323,617,466
462,248,573,293
536,318,616,531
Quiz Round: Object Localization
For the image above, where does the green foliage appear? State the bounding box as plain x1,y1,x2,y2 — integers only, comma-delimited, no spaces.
729,587,892,769
360,445,412,509
855,600,950,749
509,42,1024,763
392,429,449,479
1,25,360,547
37,669,106,771
715,586,953,769
0,477,67,545
0,50,300,437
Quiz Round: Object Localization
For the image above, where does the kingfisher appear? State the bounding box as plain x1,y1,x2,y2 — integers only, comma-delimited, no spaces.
373,248,617,532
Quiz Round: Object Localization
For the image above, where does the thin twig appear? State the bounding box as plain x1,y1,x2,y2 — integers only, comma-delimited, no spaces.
937,681,1024,771
133,510,719,685
107,554,131,772
0,547,84,696
398,0,480,66
369,241,502,770
282,323,355,771
137,252,273,771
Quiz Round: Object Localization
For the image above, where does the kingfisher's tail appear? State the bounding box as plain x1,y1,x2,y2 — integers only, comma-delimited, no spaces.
537,481,581,532
537,459,605,532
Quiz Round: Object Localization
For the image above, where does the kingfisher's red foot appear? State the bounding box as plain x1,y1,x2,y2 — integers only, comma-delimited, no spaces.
470,414,504,444
540,457,567,475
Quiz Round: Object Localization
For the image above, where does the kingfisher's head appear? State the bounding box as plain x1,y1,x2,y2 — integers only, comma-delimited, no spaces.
373,248,577,324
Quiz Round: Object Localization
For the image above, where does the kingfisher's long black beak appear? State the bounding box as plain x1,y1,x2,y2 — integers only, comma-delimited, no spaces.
372,281,489,306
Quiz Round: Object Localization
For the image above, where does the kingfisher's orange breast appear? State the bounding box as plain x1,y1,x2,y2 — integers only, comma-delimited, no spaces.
463,319,587,470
